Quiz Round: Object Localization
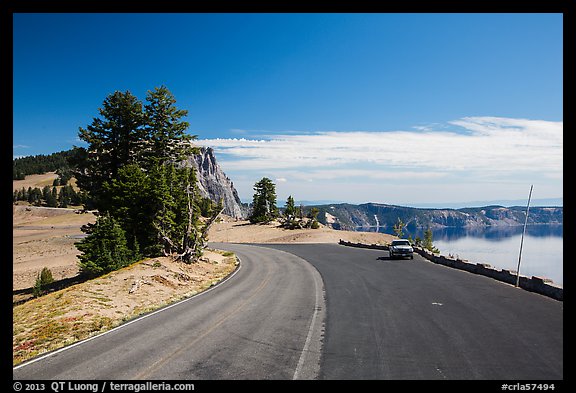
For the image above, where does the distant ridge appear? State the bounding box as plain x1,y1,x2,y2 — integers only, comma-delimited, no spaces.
272,198,562,210
407,198,563,209
310,202,563,231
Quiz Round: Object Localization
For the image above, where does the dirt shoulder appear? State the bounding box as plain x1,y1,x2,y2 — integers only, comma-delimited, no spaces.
13,251,238,365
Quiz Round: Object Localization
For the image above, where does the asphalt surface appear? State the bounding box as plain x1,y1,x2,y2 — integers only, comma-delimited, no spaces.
262,243,563,380
13,244,324,380
13,243,563,380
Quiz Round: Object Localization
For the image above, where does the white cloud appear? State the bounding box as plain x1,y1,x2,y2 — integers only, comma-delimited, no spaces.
196,117,562,204
198,117,563,175
272,169,447,182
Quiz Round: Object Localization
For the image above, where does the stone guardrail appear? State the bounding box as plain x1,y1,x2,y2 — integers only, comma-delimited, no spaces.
339,239,563,301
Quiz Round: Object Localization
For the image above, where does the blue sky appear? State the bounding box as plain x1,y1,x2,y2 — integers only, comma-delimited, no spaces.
13,13,563,207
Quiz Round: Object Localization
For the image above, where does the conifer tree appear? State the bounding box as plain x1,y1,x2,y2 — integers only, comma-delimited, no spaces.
250,177,278,224
100,164,156,254
76,214,137,277
423,227,440,253
72,90,147,209
143,85,197,166
285,195,296,218
42,186,51,201
33,267,54,297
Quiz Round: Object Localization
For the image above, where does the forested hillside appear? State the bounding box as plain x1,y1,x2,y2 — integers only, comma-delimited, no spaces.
13,150,74,180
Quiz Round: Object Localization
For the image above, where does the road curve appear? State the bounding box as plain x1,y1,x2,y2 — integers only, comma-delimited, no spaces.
261,243,563,380
13,244,325,380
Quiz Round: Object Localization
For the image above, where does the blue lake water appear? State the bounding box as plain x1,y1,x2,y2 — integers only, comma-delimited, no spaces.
358,225,563,287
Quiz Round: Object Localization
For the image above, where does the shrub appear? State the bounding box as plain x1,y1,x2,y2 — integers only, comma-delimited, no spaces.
33,267,54,297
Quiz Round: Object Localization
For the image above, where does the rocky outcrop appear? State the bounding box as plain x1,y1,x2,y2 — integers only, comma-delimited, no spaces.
184,147,246,219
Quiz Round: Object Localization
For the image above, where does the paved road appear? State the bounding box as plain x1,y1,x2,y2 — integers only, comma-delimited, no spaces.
13,244,324,380
14,242,562,380
262,243,563,380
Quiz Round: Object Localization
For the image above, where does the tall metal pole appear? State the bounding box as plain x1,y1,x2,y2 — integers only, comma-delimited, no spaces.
515,185,533,287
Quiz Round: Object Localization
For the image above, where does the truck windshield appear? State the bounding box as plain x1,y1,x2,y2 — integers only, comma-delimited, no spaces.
393,241,410,246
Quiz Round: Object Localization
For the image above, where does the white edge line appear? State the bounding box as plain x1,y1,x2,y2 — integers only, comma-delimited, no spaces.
292,261,323,380
13,257,242,371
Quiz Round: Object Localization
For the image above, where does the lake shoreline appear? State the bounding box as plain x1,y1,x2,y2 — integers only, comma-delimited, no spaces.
355,224,563,287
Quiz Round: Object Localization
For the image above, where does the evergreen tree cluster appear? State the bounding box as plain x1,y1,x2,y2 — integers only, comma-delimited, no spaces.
72,86,220,278
248,179,320,230
13,184,83,207
13,150,73,180
280,195,320,229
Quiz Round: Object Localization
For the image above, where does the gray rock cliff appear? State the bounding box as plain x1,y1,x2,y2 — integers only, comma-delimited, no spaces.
184,147,246,219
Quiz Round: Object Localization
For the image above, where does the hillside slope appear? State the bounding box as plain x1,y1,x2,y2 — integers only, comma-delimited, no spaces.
313,203,563,231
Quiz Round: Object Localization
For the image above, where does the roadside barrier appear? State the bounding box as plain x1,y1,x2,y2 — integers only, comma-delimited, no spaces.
339,239,563,301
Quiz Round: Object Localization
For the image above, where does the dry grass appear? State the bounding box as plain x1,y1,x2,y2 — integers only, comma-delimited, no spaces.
13,251,238,366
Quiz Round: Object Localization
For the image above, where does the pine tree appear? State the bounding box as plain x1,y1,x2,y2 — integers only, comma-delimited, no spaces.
153,164,206,262
149,162,180,257
44,187,58,207
73,90,147,209
33,267,54,297
76,214,136,278
101,164,156,255
42,186,51,201
285,195,296,218
26,187,43,206
423,227,439,253
307,207,320,229
250,177,278,224
143,85,198,167
58,186,71,208
26,187,33,204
